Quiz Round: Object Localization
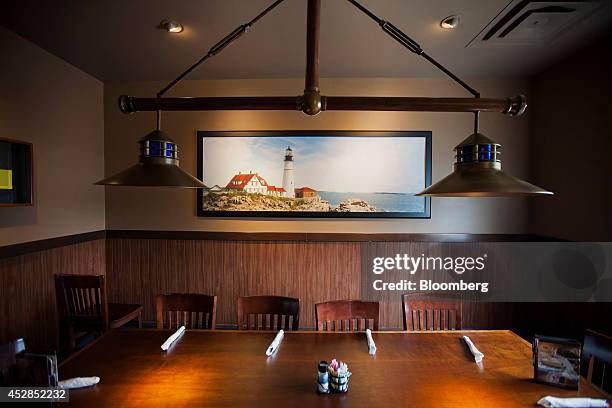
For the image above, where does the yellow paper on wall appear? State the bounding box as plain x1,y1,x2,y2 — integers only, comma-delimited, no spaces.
0,169,13,189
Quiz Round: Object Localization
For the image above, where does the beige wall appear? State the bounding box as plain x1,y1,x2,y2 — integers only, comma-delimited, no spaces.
529,38,612,241
0,26,105,246
104,78,531,233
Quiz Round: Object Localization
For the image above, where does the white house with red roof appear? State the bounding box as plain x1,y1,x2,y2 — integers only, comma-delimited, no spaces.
225,172,287,197
266,185,287,197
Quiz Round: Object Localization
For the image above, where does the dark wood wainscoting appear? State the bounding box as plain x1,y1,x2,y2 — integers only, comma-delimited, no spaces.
0,238,105,352
105,234,610,338
106,239,362,329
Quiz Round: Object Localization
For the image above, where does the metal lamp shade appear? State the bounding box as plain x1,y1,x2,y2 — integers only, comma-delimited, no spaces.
95,130,206,188
416,162,552,197
417,132,552,197
95,159,205,188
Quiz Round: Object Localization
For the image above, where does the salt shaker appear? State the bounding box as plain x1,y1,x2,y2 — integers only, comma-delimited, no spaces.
317,360,329,394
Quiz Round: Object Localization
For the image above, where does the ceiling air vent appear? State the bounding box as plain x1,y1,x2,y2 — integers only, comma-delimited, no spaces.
467,1,603,47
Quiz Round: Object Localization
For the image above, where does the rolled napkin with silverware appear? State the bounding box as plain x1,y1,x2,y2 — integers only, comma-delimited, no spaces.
58,376,100,389
537,396,609,407
161,325,185,351
266,329,284,356
462,336,484,364
366,329,377,355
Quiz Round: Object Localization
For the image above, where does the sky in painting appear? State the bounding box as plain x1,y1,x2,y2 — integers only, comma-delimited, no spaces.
202,136,426,193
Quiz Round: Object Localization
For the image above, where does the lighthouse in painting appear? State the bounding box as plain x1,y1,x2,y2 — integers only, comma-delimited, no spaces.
282,146,295,198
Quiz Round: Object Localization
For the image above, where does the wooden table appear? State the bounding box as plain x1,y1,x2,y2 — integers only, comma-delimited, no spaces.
59,329,607,407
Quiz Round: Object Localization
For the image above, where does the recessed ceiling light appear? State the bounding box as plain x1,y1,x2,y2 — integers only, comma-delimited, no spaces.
161,20,184,33
440,15,459,29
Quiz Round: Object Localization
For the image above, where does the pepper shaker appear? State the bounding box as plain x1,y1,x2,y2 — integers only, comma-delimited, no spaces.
317,360,329,394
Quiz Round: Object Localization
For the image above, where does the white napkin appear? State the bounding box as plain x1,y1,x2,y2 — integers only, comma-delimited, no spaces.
537,396,609,408
58,376,100,389
161,326,185,351
366,329,377,355
266,330,284,356
463,336,484,364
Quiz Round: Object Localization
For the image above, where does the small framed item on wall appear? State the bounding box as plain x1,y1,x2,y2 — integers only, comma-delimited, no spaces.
0,138,33,206
197,131,431,218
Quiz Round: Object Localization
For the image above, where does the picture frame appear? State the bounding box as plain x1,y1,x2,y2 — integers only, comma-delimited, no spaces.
196,131,431,218
0,137,33,207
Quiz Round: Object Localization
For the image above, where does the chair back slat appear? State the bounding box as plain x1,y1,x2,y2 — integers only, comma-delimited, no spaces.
93,287,101,315
236,296,300,331
402,293,462,331
156,294,217,330
315,300,379,332
581,330,612,395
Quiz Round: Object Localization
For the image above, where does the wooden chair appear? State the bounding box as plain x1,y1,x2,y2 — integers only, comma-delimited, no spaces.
236,296,300,330
315,300,379,331
581,330,612,395
402,293,462,331
156,294,217,330
54,274,143,354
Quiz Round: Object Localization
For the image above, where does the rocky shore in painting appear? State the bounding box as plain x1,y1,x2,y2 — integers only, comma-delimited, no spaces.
333,199,378,212
203,193,379,212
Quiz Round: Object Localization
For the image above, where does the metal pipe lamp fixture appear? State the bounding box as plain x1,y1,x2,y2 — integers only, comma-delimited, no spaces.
99,0,552,196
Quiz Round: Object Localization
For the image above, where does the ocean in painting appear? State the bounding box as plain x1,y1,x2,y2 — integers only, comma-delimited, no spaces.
317,191,424,213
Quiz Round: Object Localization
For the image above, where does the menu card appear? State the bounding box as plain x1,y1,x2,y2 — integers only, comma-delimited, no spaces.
533,335,581,389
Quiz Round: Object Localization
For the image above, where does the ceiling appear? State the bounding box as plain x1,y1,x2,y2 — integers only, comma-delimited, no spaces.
1,0,611,82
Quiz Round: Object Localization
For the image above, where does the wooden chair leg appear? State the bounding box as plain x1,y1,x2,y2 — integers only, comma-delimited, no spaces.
138,311,142,328
59,323,76,357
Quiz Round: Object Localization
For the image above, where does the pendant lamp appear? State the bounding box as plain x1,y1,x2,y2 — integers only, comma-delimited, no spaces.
417,131,552,197
95,115,206,188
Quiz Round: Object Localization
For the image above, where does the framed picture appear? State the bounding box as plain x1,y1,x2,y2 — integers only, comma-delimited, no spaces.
533,335,581,389
0,137,33,207
197,131,431,218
